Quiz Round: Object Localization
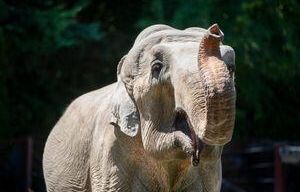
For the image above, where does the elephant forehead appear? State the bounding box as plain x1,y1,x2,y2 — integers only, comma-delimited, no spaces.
145,29,205,43
126,29,204,59
162,42,199,72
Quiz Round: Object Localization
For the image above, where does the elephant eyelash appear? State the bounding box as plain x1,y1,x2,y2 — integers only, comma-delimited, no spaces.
151,60,164,79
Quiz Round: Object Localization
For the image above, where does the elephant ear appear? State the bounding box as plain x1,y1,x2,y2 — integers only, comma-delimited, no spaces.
220,45,235,70
110,56,139,137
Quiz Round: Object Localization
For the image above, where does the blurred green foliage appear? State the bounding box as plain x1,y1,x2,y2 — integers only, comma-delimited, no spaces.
0,0,299,140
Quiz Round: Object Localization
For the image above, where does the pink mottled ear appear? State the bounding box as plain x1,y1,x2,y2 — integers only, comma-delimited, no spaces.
110,56,139,137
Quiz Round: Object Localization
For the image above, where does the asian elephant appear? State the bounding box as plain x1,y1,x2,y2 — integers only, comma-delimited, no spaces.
43,23,236,192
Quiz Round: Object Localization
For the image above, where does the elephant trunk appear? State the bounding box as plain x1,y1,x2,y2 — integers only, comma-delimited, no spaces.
193,24,236,145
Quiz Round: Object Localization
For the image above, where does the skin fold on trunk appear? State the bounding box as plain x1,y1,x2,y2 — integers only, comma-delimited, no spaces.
195,24,236,145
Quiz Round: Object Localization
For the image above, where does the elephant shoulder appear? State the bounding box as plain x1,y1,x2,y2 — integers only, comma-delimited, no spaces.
72,82,117,108
46,82,117,145
66,83,116,118
43,83,117,191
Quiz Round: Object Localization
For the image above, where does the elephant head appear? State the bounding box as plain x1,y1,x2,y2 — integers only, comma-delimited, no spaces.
110,24,236,165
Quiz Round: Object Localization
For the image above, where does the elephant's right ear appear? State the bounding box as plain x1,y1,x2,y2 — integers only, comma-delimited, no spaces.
110,56,139,137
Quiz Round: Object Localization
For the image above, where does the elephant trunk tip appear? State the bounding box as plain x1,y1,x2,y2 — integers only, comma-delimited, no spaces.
198,24,224,65
207,24,224,41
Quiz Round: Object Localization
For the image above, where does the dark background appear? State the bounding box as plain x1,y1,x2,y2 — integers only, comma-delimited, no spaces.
0,0,299,191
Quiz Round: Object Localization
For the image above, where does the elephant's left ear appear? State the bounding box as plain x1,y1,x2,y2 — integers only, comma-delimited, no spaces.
110,56,139,137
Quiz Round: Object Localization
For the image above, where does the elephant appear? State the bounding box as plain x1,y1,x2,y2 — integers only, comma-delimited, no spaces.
43,23,236,192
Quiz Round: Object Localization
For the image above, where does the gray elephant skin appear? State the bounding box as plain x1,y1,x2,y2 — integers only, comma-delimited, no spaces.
43,24,236,192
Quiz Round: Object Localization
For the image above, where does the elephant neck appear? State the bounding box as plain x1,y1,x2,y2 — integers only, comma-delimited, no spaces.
130,157,191,191
115,133,192,191
161,159,191,189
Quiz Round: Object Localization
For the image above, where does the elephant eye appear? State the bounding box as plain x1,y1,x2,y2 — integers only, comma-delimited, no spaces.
151,60,163,79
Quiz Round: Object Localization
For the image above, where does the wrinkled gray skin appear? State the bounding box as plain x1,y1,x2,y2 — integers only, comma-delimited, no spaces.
43,24,236,192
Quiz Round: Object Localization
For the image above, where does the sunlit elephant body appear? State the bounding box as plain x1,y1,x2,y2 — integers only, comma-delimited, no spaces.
43,24,236,192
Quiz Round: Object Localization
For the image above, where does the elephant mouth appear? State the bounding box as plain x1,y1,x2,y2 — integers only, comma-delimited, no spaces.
174,108,202,166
